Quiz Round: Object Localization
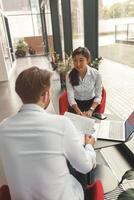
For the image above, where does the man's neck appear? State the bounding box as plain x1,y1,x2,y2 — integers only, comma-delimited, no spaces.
37,101,45,109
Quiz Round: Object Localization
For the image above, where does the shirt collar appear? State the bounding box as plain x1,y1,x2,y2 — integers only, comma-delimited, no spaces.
19,104,46,113
79,65,91,81
86,65,91,75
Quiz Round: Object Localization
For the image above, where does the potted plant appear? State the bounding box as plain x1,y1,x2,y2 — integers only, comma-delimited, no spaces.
50,52,72,90
50,52,60,71
90,56,103,70
117,169,134,200
15,39,28,58
28,46,36,55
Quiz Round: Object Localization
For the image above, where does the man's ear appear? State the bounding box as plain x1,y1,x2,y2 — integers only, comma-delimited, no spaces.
43,90,51,109
42,91,48,104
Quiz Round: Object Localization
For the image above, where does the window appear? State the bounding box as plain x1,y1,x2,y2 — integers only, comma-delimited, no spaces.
0,13,12,70
3,0,45,55
71,0,84,49
44,0,54,52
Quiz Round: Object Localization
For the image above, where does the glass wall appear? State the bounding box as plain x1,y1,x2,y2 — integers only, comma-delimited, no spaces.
58,0,64,56
99,0,134,65
0,12,12,71
3,0,45,56
70,0,84,49
44,0,54,53
2,0,30,12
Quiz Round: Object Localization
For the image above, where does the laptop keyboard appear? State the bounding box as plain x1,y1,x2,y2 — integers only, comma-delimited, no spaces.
109,122,124,139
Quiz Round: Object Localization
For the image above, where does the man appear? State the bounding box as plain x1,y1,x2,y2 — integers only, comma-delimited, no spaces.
0,66,96,200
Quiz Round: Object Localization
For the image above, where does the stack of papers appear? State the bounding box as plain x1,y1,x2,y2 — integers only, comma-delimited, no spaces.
64,112,97,141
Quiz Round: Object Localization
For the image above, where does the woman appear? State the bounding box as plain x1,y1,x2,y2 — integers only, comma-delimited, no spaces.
66,47,102,118
66,47,102,199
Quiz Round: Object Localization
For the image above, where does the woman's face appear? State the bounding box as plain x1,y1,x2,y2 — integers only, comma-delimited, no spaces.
73,54,90,72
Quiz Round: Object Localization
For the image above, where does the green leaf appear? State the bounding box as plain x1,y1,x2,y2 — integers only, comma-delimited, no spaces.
118,189,134,200
119,169,134,185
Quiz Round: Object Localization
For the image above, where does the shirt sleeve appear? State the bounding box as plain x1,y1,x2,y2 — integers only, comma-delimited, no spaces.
94,71,103,104
66,74,77,106
63,117,96,174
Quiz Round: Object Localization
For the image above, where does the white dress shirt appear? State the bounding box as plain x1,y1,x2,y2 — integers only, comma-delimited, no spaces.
66,66,102,106
0,104,96,200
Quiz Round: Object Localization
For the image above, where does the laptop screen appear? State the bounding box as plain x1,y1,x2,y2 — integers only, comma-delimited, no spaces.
125,111,134,140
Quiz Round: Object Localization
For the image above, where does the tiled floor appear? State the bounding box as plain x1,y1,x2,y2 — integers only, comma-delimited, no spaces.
0,56,134,185
100,59,134,120
100,59,134,153
100,43,134,67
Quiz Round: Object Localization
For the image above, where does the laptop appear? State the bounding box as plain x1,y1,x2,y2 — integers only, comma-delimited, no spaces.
96,111,134,142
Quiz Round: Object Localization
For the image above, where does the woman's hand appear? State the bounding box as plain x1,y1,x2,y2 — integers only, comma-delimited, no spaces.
76,111,82,115
77,111,88,117
76,110,93,117
83,110,93,118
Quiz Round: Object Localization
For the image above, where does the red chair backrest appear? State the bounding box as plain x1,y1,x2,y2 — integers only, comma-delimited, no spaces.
95,87,106,114
0,185,11,200
59,90,69,115
86,180,104,200
0,181,104,200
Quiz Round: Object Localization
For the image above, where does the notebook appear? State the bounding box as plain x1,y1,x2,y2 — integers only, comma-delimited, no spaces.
96,111,134,141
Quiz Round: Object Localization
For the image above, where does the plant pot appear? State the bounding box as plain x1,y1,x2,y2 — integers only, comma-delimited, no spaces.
29,47,36,55
60,73,66,90
15,49,26,58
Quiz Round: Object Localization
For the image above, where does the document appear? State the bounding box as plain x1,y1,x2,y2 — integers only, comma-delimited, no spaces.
64,112,95,135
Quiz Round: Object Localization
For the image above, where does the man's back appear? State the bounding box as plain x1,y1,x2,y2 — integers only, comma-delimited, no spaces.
0,67,96,200
0,104,85,200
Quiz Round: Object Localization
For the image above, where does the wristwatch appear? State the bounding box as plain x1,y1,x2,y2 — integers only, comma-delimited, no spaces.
89,107,95,112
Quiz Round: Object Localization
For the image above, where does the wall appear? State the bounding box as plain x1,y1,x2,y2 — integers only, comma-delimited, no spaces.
0,37,8,81
0,10,10,81
24,36,44,54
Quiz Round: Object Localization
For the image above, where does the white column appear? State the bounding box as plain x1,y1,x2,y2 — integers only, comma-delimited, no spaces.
0,41,8,81
0,0,3,10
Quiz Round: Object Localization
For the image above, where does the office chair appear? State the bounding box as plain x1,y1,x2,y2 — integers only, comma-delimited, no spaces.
0,185,11,200
86,179,104,200
59,88,106,119
59,89,69,115
0,180,104,200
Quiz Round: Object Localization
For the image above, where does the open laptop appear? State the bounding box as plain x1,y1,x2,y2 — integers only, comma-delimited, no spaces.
96,111,134,142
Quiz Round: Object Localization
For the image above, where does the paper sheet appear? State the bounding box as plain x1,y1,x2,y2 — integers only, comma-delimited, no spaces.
64,112,95,135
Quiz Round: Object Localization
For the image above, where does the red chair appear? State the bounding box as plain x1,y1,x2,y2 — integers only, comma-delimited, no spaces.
59,89,69,115
0,185,11,200
59,88,106,116
0,180,104,200
95,87,106,114
86,180,104,200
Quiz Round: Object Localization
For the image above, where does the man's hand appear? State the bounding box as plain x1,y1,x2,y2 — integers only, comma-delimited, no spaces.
85,135,96,147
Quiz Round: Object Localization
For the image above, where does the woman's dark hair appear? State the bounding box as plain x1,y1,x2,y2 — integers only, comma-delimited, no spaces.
69,47,91,86
15,66,52,103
